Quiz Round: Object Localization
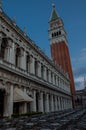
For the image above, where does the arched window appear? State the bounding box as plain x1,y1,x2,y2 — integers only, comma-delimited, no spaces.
52,33,54,37
41,64,44,79
34,59,38,76
54,75,56,85
54,32,56,37
46,69,49,81
59,31,61,35
0,38,8,59
51,72,53,83
15,46,21,67
26,54,30,72
57,32,58,36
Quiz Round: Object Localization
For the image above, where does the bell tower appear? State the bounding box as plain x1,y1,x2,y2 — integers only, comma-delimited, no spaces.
49,4,75,107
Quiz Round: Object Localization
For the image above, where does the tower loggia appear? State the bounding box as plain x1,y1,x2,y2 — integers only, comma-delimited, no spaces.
48,4,75,107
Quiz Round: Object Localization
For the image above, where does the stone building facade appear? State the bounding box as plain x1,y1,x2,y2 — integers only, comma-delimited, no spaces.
75,88,86,108
0,4,72,117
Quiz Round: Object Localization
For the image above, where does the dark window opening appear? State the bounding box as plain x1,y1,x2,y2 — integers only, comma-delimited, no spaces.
59,31,61,35
26,54,30,72
41,64,44,78
52,33,54,37
15,47,21,67
0,38,8,59
35,60,38,76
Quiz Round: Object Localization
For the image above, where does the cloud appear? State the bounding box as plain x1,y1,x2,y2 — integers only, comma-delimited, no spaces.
71,47,86,90
72,47,86,67
73,67,86,76
73,67,86,90
81,48,86,52
74,75,84,90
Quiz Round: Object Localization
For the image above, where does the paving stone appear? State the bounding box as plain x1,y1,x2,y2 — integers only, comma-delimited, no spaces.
0,109,86,130
39,119,46,122
40,128,51,130
5,128,16,130
24,122,34,129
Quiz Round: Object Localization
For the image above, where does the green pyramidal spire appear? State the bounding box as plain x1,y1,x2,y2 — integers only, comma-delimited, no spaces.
50,4,59,21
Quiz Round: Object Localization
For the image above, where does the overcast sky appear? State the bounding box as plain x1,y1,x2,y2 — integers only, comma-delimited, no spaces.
2,0,86,90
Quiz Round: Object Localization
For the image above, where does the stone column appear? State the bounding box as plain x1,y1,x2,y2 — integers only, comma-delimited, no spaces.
4,46,10,62
41,65,44,79
24,88,27,113
9,84,13,117
56,76,58,87
4,94,9,117
45,93,49,112
7,39,12,63
30,56,35,74
55,96,58,111
8,39,15,65
11,42,15,65
22,51,26,70
44,66,47,81
61,97,63,110
58,77,60,88
59,78,61,88
67,99,69,109
65,99,67,109
68,83,71,93
63,98,65,110
4,38,12,63
4,83,13,117
50,94,54,112
58,96,61,110
38,62,41,77
20,48,26,70
38,92,43,112
65,98,67,109
57,97,59,110
69,99,72,109
49,70,51,83
30,90,36,112
60,79,62,88
60,97,62,110
64,98,66,109
53,73,55,85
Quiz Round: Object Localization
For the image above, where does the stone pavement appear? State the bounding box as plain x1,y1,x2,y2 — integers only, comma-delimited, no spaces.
0,108,86,130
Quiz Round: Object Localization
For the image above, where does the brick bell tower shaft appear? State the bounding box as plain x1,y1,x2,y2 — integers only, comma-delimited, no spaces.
48,4,75,107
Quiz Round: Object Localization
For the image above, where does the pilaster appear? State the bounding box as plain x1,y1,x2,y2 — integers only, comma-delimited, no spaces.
55,95,58,111
30,56,35,74
49,70,51,83
38,92,44,112
50,94,54,112
24,88,27,113
45,93,49,112
37,62,41,77
44,66,47,81
52,73,55,85
30,90,36,112
58,96,61,110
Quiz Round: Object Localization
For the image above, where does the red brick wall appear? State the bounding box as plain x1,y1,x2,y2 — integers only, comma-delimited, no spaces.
51,41,75,95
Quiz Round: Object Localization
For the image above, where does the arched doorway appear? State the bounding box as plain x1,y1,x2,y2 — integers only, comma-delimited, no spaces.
0,89,5,117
